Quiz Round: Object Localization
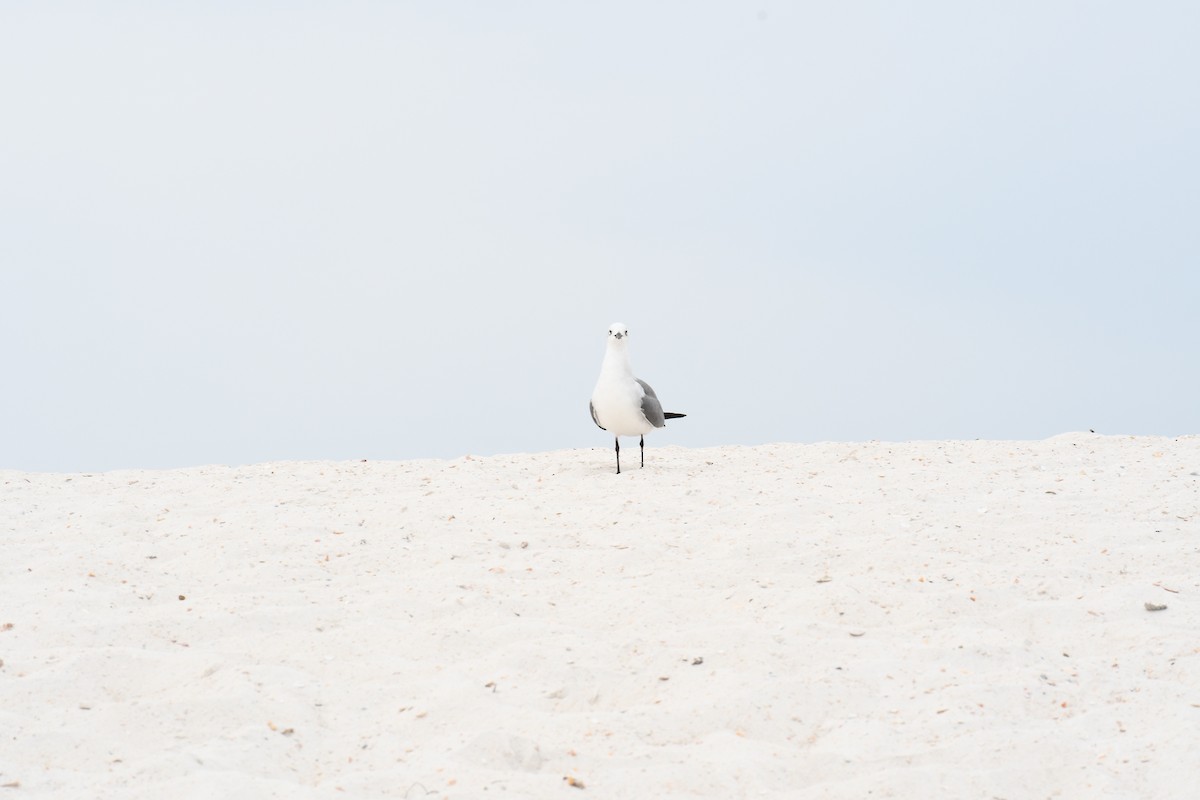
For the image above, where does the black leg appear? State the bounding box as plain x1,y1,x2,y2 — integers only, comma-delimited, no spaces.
615,437,621,474
640,435,645,467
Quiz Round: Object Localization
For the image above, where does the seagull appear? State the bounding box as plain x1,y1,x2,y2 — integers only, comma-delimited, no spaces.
589,322,686,474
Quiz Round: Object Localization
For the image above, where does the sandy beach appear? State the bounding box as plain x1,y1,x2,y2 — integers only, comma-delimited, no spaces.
2,434,1197,798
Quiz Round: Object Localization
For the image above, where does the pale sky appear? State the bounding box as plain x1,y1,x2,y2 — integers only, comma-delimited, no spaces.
3,2,1197,472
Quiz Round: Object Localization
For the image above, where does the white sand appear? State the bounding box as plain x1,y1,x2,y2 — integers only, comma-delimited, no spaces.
2,434,1198,798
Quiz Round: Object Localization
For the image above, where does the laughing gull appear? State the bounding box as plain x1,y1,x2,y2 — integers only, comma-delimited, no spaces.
589,322,686,474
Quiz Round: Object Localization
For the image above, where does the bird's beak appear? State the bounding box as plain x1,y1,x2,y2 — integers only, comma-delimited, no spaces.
614,332,624,340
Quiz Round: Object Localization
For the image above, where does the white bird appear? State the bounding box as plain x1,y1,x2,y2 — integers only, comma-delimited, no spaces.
589,322,686,474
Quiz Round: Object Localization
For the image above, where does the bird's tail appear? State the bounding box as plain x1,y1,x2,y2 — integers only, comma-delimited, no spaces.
664,412,687,419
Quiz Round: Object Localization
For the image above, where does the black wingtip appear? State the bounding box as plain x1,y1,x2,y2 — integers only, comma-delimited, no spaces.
664,412,687,419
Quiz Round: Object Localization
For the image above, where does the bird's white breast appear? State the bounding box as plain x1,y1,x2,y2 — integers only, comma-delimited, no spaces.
591,375,654,437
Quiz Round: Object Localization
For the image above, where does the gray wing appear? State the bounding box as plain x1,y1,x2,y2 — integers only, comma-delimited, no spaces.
589,400,606,430
636,379,667,428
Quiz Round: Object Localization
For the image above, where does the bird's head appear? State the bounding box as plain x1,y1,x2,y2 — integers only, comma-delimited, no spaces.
607,322,629,343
